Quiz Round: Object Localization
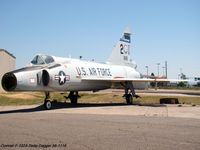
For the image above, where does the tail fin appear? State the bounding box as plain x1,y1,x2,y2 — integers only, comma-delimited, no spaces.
107,26,136,68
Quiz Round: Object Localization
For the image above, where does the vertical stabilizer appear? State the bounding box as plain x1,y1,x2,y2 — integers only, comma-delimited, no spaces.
107,26,136,68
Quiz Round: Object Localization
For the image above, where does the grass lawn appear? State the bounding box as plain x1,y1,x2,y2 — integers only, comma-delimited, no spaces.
0,92,199,106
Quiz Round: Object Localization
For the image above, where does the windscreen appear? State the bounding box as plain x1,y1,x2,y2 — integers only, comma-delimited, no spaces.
31,55,55,65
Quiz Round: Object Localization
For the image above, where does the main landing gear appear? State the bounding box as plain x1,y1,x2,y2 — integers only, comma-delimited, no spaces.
123,81,141,105
43,91,80,110
65,91,79,105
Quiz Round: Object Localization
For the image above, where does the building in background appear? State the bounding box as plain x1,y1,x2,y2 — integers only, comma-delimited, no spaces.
0,49,16,92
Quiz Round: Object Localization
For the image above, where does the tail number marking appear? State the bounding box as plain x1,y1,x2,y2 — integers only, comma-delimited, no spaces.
120,44,130,55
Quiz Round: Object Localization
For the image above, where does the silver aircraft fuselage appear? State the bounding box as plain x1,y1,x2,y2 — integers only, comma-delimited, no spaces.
2,57,142,92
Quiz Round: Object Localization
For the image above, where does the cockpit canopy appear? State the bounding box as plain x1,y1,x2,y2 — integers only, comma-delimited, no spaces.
30,54,55,65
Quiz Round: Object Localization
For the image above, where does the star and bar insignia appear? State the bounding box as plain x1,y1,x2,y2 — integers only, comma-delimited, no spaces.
55,71,70,85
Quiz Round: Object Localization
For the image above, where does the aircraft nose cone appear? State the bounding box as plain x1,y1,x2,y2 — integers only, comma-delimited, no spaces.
1,72,17,91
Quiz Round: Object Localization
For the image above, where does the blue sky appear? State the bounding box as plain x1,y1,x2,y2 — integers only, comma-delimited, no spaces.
0,0,199,78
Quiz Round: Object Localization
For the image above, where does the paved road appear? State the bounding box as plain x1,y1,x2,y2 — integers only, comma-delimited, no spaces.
0,104,200,150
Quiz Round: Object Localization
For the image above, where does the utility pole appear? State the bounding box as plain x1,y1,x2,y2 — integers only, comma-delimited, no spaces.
145,66,149,77
162,66,165,77
157,63,160,77
165,61,168,78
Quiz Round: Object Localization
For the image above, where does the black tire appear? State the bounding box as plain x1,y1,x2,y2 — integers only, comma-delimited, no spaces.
70,96,78,105
126,94,133,105
44,100,52,110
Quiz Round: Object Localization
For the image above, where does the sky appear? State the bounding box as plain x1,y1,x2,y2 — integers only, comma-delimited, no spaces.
0,0,199,78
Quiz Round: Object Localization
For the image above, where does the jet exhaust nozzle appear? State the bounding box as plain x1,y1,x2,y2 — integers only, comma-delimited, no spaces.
1,72,17,91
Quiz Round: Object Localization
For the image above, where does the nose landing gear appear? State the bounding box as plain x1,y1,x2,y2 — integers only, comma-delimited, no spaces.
44,92,52,110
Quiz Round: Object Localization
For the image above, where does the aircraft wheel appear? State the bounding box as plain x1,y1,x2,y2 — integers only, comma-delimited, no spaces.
70,96,78,105
44,100,52,110
126,94,133,105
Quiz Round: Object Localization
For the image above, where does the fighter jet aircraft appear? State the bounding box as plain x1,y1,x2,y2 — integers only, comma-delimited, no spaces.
1,27,183,109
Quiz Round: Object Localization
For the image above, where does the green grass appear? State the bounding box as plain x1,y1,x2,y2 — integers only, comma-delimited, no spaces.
0,92,199,106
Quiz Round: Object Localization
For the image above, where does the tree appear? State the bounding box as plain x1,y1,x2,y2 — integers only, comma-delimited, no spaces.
180,73,186,79
150,73,156,87
178,73,187,87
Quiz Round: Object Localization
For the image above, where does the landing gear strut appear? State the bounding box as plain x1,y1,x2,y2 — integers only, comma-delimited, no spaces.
66,91,79,105
123,82,141,105
44,91,52,110
125,94,133,104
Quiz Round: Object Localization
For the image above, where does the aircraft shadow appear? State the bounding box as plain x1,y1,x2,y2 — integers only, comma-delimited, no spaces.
0,102,166,115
